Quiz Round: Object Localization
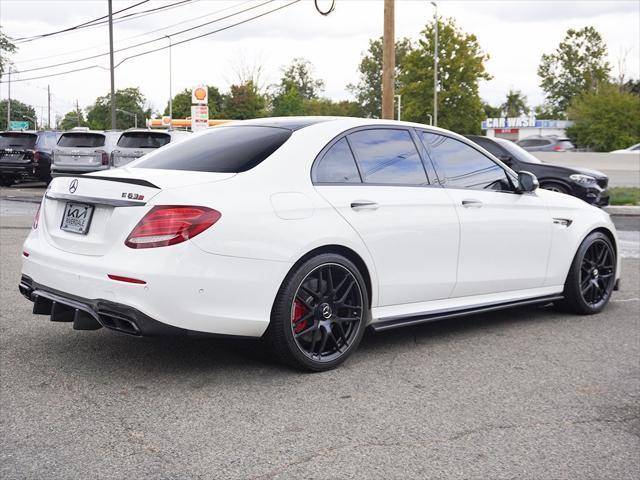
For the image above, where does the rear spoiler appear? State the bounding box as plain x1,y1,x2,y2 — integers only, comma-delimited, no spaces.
57,175,160,189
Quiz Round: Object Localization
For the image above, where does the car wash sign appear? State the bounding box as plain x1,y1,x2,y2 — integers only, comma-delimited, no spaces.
482,116,537,130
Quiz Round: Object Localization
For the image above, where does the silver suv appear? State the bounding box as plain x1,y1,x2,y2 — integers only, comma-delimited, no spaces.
111,129,191,168
51,129,121,177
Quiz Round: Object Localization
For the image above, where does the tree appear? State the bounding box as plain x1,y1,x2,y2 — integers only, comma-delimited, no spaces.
0,99,36,130
86,87,151,130
348,37,412,118
163,86,224,118
0,27,16,77
501,89,529,117
220,81,266,120
399,18,491,134
59,110,88,130
621,79,640,96
567,83,640,152
533,104,558,120
482,102,502,119
303,98,364,117
272,58,324,116
538,26,611,115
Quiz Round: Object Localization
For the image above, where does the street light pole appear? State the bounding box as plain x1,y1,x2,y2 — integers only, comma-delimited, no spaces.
431,1,438,127
165,35,173,130
395,94,402,121
23,115,37,130
108,0,116,130
6,66,11,128
116,109,137,128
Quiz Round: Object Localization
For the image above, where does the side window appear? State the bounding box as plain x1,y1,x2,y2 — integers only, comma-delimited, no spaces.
313,137,361,183
420,132,513,192
474,138,508,159
348,129,428,185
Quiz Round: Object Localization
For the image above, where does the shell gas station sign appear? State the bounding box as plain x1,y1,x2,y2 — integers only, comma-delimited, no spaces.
191,85,208,105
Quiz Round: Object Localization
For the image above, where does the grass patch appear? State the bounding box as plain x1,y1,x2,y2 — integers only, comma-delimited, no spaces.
609,187,640,205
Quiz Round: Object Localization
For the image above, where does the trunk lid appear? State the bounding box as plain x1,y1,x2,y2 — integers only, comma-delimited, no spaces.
41,170,235,256
54,132,108,167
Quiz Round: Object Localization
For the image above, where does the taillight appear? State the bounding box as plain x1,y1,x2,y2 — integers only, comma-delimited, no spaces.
33,151,40,163
33,203,41,229
100,151,109,165
125,206,221,249
553,145,563,151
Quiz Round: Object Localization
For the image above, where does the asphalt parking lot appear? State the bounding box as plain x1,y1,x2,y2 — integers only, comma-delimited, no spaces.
1,189,639,479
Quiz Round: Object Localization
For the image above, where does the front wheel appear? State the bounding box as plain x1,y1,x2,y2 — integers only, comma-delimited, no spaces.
267,253,369,371
559,231,616,314
541,182,569,194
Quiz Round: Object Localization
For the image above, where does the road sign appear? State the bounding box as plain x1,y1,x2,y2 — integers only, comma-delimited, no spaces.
191,105,209,131
9,121,29,130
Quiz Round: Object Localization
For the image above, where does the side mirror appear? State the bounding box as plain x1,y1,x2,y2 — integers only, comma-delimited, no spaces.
517,171,539,193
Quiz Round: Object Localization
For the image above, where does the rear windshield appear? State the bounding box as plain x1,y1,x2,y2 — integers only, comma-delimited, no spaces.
118,131,170,148
58,133,105,148
135,126,292,173
0,133,37,149
36,131,61,150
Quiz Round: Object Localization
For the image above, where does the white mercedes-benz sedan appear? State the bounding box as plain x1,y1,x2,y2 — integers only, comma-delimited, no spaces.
20,117,621,371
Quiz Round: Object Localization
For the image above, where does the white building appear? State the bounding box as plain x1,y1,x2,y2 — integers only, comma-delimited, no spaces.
481,116,573,141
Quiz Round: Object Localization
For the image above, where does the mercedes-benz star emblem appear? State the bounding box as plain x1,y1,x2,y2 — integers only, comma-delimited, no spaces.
321,304,332,319
69,179,78,194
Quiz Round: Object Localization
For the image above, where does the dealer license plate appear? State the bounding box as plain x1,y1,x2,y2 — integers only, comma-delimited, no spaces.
60,202,95,235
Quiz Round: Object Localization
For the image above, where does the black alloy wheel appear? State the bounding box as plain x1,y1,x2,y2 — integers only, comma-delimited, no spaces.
560,231,616,314
542,182,569,194
268,254,368,371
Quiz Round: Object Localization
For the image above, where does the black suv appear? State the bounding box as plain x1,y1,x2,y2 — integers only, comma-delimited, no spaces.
466,135,609,206
0,130,61,186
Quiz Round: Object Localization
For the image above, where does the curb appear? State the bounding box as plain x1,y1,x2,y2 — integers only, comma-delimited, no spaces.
604,206,640,217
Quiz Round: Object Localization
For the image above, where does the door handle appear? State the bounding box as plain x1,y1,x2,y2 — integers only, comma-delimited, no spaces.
461,199,483,208
350,200,379,210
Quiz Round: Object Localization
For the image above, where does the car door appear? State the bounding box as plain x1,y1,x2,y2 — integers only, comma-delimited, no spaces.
419,131,552,297
313,127,459,307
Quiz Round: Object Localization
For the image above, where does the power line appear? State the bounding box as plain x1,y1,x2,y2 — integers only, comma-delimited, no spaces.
16,0,252,65
1,0,302,84
12,0,151,43
12,0,275,75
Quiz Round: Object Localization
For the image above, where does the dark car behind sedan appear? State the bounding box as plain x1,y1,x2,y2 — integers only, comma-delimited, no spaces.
466,135,609,207
0,130,61,186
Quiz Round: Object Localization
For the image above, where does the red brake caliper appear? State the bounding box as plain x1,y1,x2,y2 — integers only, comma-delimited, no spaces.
292,299,308,334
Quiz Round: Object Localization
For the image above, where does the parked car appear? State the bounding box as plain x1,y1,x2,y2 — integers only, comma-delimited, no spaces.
111,129,192,168
20,117,620,371
51,129,121,177
517,135,576,152
466,135,609,206
610,143,640,154
0,130,61,186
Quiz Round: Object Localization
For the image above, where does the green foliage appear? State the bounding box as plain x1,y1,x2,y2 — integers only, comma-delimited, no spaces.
348,37,411,118
538,26,611,115
59,110,88,130
86,87,151,130
482,102,502,119
302,98,364,117
220,81,267,120
271,58,325,116
0,27,16,77
0,99,36,130
566,83,640,151
621,79,640,96
533,103,558,120
501,89,529,117
609,187,640,206
399,17,491,134
163,86,224,118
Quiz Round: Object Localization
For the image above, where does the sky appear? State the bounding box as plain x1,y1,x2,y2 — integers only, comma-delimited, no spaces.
1,0,639,126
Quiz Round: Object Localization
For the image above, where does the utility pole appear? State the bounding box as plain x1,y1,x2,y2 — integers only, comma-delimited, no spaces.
165,35,173,129
7,66,11,128
76,100,81,127
108,0,116,130
431,1,438,127
381,0,395,120
47,85,51,129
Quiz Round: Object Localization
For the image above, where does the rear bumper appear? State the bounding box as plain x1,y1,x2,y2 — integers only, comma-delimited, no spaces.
0,162,43,179
19,275,186,336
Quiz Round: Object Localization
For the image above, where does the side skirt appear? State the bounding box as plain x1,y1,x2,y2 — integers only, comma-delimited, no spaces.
370,294,564,332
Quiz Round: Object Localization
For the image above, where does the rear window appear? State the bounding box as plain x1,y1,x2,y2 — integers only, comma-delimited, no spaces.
36,131,61,149
135,126,292,173
0,133,37,149
118,131,170,148
58,133,105,148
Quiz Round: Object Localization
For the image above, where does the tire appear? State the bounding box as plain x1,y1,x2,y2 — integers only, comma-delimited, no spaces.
0,177,14,187
267,253,369,372
541,182,569,194
558,231,616,314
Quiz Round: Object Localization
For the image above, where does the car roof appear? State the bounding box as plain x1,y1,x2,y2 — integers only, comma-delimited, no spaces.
227,117,336,131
